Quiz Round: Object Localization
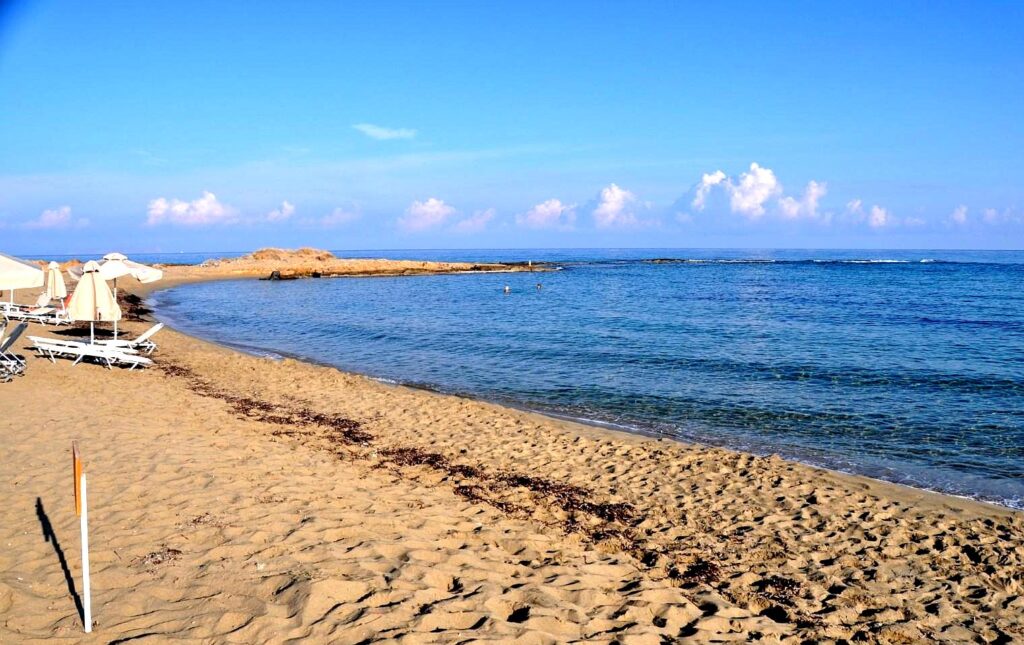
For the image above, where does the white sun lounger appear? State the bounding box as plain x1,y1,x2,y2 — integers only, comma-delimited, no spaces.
29,336,153,370
3,307,70,326
95,322,164,354
1,323,29,381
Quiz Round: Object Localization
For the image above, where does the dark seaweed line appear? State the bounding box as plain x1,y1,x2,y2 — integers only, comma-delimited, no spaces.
159,362,373,444
377,447,637,524
157,359,813,628
158,362,640,531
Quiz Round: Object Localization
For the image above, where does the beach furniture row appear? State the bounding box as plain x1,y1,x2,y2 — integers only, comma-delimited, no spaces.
29,334,155,370
1,320,164,377
1,252,165,378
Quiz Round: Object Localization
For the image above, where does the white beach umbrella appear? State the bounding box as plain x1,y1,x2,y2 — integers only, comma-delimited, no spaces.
66,254,163,284
98,253,163,284
67,261,121,343
0,252,45,306
98,252,162,338
66,253,163,336
46,261,68,302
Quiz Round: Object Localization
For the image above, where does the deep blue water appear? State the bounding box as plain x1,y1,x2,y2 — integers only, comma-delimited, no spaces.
152,249,1024,509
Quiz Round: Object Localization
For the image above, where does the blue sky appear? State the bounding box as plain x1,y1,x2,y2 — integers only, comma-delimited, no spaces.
1,0,1022,254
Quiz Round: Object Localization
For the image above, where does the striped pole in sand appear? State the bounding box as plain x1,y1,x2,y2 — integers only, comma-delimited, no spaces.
73,442,92,633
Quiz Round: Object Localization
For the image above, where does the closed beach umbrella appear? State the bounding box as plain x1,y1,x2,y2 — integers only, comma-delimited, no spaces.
98,253,162,338
67,261,121,343
46,261,68,301
0,252,45,306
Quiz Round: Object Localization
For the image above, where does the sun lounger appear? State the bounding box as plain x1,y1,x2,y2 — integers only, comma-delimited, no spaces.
1,322,27,364
95,322,164,354
3,306,70,325
29,336,152,370
1,300,39,313
31,337,151,370
1,322,29,381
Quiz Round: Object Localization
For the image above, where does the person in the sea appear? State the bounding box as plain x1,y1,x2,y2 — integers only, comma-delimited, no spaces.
503,285,511,294
536,283,542,291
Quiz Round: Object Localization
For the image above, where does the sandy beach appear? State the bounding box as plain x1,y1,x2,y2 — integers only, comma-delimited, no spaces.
1,256,1022,643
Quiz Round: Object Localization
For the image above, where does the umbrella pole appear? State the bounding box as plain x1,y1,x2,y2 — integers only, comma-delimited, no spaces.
113,279,118,339
90,322,95,344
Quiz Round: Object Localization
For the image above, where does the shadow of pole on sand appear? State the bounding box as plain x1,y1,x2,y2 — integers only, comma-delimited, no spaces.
35,497,84,624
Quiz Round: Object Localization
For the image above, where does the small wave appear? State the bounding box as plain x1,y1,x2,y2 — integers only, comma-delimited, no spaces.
645,258,778,265
643,258,930,266
845,259,910,264
810,259,911,264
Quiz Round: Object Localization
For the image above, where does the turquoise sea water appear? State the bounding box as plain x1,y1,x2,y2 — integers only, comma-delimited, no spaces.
151,249,1024,509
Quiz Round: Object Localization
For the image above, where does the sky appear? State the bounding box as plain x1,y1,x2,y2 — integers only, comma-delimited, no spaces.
0,0,1022,254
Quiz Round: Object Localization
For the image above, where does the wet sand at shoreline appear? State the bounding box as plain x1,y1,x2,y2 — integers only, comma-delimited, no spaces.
1,258,1022,643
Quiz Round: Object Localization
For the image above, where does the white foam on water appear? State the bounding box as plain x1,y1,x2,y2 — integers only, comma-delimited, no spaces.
844,259,910,264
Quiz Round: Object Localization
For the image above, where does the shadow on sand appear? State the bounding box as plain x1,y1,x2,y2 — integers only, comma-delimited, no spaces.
35,497,84,625
51,326,114,339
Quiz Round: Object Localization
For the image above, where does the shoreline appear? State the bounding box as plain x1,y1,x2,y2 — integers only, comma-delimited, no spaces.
2,254,1021,642
145,276,1020,517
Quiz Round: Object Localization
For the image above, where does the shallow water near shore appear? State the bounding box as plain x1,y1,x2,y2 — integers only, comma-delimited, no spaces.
152,248,1024,509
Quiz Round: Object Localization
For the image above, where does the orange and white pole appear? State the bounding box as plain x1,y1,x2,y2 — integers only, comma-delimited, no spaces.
73,442,92,633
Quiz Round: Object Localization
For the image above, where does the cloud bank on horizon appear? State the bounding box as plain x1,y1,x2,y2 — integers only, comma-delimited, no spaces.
684,163,903,229
5,156,1020,255
122,161,1021,242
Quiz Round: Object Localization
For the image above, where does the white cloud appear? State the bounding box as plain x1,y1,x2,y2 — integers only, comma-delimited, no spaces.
950,205,968,224
728,163,782,218
868,205,890,228
778,180,827,219
266,200,295,222
147,191,237,226
319,207,360,228
398,197,456,231
24,205,88,229
593,183,640,228
843,199,897,228
516,198,576,230
453,208,495,234
689,163,795,220
353,123,417,140
980,207,1021,224
691,170,726,211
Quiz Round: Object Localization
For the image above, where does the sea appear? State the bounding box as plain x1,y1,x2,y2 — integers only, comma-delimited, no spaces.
144,249,1023,509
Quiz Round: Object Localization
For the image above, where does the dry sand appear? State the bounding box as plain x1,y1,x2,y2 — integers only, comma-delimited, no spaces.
1,261,1022,643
